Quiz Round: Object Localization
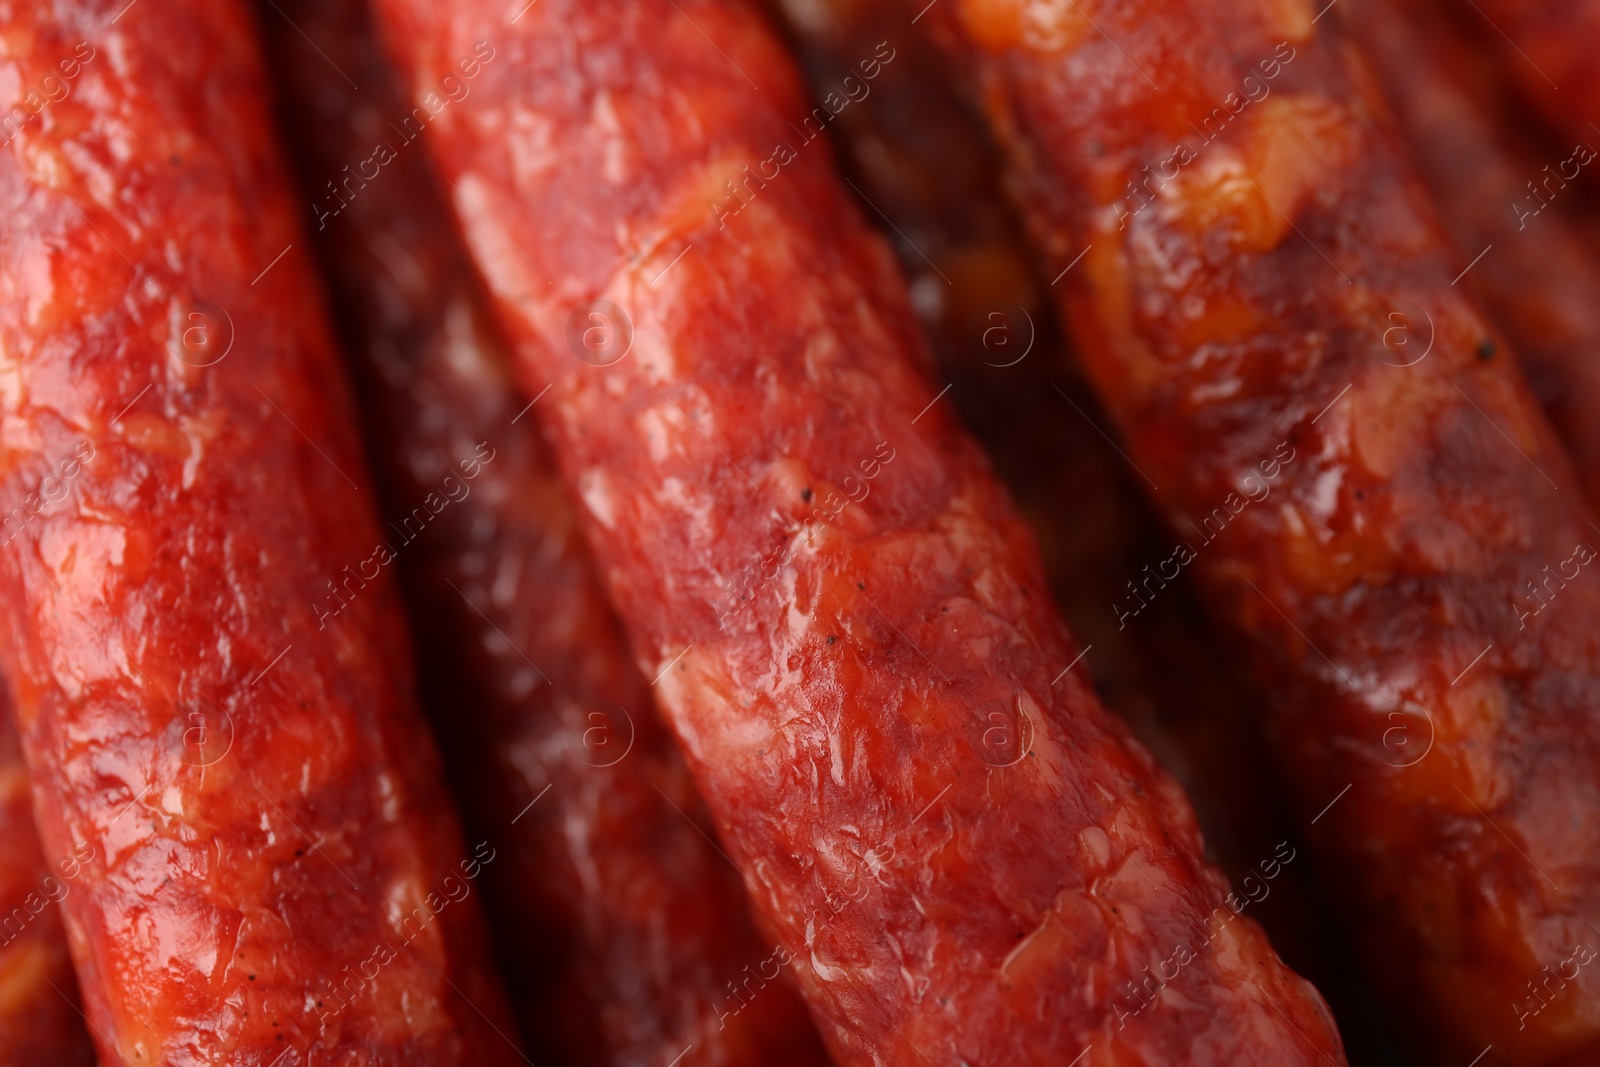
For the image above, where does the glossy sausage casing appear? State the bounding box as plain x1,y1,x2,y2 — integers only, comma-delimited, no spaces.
260,0,830,1063
917,0,1600,1063
770,0,1358,1021
0,697,93,1067
371,0,1347,1063
0,1,521,1063
1344,0,1600,506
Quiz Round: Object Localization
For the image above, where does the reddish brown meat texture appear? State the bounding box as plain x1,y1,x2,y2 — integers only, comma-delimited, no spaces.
776,0,1342,985
258,1,831,1065
1448,0,1600,177
917,0,1600,1064
0,2,522,1064
0,697,94,1067
769,1,1405,1059
1344,0,1600,508
370,0,1347,1063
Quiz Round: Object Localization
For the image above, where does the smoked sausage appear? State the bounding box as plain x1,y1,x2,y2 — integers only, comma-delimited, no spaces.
0,694,93,1067
917,1,1600,1062
260,1,830,1063
1344,0,1600,506
0,1,523,1062
369,0,1348,1063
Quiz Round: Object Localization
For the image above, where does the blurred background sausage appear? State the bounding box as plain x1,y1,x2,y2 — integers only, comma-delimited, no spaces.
259,1,832,1063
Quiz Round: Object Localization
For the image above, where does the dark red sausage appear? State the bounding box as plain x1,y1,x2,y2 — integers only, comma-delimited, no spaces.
369,0,1347,1063
916,0,1600,1063
1448,0,1600,176
1343,0,1600,507
258,1,831,1064
0,2,522,1063
768,0,1392,1056
0,694,93,1067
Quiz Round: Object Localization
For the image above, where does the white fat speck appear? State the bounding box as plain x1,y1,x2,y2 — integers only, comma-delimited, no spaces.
1306,464,1345,522
656,477,717,544
375,771,402,823
637,405,673,464
180,430,204,490
1079,825,1112,868
13,241,56,332
810,953,845,983
629,312,681,382
506,104,560,185
777,532,824,635
578,467,618,530
508,667,541,698
592,90,631,184
909,274,945,321
666,388,715,439
490,548,523,607
452,173,544,303
384,875,423,931
442,295,496,386
191,937,220,988
0,345,17,405
656,656,781,776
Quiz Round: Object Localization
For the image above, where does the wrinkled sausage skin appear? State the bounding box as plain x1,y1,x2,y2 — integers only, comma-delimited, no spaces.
370,0,1348,1064
259,1,831,1064
1344,0,1600,507
0,2,523,1064
767,0,1379,1040
771,1,1405,1057
916,0,1600,1063
0,694,94,1067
